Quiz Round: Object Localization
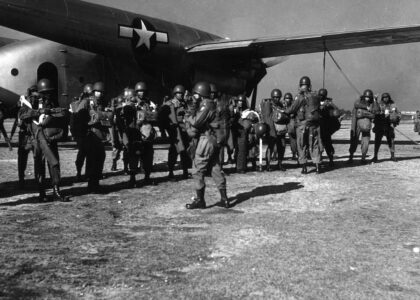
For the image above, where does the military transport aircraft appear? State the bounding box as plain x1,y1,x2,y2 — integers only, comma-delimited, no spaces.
2,0,420,119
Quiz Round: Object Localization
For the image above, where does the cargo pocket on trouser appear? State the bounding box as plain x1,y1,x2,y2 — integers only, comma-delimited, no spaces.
194,136,216,169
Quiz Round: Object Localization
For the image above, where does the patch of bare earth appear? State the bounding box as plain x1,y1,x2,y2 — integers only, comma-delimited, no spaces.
0,121,419,299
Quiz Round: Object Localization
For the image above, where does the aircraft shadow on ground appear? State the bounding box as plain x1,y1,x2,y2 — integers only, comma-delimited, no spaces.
226,182,304,208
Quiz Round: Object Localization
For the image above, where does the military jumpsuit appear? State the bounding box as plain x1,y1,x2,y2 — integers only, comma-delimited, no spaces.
372,99,398,160
191,99,226,192
349,98,375,162
285,91,322,167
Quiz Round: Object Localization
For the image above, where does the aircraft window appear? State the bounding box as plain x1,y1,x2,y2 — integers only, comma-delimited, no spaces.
11,68,19,76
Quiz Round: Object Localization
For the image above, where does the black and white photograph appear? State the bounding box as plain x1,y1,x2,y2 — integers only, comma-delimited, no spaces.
0,0,420,298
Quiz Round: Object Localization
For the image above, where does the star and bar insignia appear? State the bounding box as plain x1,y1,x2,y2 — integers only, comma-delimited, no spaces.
119,18,169,50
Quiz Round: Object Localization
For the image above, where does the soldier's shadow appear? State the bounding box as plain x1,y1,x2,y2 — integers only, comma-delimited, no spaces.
225,182,304,208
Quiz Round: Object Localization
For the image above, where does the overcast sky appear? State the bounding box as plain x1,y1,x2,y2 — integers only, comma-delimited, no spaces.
1,0,420,110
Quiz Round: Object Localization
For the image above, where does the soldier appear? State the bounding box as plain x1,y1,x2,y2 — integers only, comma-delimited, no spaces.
85,81,113,192
285,76,322,174
158,84,191,180
110,88,133,172
319,88,341,167
348,89,376,165
18,79,69,202
185,82,228,209
260,89,288,171
69,84,92,181
284,93,298,161
235,94,258,173
134,81,157,185
120,97,143,187
17,85,38,188
371,93,400,162
211,84,231,169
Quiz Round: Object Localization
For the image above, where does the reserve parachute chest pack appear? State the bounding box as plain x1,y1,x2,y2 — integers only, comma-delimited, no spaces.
296,92,320,122
42,109,70,142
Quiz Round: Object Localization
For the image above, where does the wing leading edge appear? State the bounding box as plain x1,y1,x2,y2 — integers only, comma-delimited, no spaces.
187,24,420,58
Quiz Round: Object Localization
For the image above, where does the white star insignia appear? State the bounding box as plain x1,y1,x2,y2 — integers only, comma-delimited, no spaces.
119,20,169,50
134,20,155,49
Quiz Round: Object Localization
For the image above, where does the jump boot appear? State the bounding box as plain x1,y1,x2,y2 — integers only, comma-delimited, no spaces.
186,188,206,209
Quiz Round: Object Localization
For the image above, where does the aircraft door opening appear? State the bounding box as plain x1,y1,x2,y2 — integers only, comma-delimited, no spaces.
37,62,58,106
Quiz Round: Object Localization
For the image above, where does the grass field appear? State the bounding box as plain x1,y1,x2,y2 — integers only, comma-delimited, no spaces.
0,121,419,299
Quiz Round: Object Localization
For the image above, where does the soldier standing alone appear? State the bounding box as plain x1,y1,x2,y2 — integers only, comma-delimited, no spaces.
185,82,229,209
18,79,69,201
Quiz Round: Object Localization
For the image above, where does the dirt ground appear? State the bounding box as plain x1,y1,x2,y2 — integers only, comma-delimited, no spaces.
0,121,419,299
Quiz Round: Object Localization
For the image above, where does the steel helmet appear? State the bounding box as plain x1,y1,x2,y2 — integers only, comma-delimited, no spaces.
172,84,185,96
93,81,105,93
83,83,93,94
299,76,311,87
318,88,328,98
27,85,38,95
135,81,147,92
381,92,391,100
192,82,211,98
37,78,55,93
255,123,268,139
363,89,374,99
284,93,293,101
271,89,282,99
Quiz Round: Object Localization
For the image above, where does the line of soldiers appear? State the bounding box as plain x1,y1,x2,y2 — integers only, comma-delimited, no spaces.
14,76,400,206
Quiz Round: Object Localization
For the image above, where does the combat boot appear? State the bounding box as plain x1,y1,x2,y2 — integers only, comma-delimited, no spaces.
111,160,117,172
371,156,378,163
38,190,48,203
347,154,354,164
143,174,156,186
186,188,206,209
18,178,25,189
278,163,286,172
251,160,258,172
128,174,137,188
53,185,70,202
167,171,176,182
219,189,229,209
301,164,308,174
328,154,334,167
315,163,321,174
88,179,102,193
123,162,129,175
391,152,397,162
182,170,190,180
76,168,84,182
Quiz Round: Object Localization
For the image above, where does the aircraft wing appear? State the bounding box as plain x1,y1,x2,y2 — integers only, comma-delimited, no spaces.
187,24,420,58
